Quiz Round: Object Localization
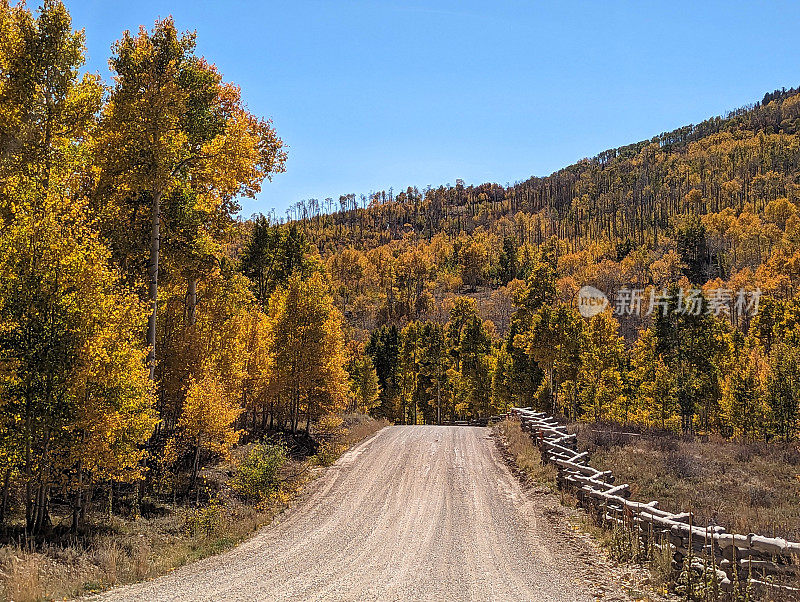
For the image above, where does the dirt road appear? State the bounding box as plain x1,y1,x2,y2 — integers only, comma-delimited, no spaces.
99,426,632,601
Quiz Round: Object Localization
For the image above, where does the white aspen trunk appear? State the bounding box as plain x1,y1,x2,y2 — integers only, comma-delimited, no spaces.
147,189,162,381
186,277,198,327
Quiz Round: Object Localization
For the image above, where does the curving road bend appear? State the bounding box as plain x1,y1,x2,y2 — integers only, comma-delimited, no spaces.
98,426,631,601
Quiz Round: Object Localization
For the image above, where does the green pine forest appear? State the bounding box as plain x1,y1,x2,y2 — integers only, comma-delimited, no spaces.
2,0,800,540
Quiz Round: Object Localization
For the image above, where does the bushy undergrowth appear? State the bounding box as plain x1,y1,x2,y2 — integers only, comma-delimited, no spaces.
184,497,225,537
312,413,390,467
230,444,288,501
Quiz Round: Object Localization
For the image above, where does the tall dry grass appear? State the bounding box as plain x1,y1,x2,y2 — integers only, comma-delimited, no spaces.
494,419,558,487
576,423,800,541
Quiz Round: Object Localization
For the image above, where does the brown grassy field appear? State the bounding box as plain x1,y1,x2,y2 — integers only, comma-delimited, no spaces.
495,418,800,599
0,414,387,602
574,423,800,542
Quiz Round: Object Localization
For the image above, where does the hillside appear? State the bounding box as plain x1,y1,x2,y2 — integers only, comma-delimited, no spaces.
291,88,800,333
274,89,800,437
298,86,800,253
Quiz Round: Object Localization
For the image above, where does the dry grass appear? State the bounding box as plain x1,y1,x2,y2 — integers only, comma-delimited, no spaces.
0,489,292,601
0,550,41,602
494,419,558,487
0,414,387,602
575,423,800,541
338,413,391,446
497,418,800,598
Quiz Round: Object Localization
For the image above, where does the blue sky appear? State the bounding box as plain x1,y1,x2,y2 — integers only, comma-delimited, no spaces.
65,0,800,217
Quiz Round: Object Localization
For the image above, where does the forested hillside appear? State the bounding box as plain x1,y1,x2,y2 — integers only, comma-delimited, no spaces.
282,86,800,439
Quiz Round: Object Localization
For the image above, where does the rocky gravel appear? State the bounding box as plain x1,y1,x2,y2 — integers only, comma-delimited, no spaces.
97,426,635,601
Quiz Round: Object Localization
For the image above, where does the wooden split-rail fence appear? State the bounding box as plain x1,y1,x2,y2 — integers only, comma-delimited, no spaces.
507,408,800,597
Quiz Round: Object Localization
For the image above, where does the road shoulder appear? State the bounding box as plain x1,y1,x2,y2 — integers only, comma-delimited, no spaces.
491,422,671,601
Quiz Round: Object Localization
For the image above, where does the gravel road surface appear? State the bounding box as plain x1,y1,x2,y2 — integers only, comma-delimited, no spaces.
98,426,632,601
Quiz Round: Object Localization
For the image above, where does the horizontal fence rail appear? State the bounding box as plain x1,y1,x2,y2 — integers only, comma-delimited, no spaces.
507,408,800,596
441,418,489,427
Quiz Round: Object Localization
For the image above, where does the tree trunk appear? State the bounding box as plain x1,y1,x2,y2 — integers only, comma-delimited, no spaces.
186,276,198,327
34,484,43,532
147,189,162,381
291,391,299,434
189,436,202,494
71,464,83,534
0,468,10,525
141,188,162,512
82,479,93,525
24,400,33,529
34,482,50,534
305,390,312,433
32,429,51,534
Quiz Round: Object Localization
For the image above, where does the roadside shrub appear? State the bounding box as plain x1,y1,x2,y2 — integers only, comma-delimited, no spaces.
313,441,345,467
184,497,224,537
315,414,344,435
230,443,287,501
747,485,772,508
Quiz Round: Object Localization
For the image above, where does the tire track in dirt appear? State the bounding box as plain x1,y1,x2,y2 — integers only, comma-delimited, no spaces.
97,426,632,601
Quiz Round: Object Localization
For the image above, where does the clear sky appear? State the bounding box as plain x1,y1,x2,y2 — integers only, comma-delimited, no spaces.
64,0,800,218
